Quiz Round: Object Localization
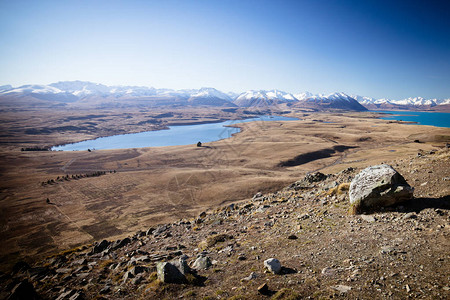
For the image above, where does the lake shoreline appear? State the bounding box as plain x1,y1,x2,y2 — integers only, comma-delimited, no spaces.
51,115,298,151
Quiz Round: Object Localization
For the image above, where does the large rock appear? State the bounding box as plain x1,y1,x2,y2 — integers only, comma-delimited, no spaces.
91,240,110,254
156,257,190,283
110,237,131,250
192,255,212,270
264,258,282,274
349,164,413,214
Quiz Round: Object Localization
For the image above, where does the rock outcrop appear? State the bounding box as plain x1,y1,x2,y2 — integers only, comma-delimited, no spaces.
156,257,190,283
349,164,414,214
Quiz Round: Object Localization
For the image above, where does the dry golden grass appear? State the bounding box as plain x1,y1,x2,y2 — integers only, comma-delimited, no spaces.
0,107,449,272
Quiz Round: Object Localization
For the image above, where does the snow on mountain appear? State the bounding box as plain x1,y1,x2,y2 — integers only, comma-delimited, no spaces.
189,87,232,101
0,85,12,92
265,90,297,101
187,87,236,106
293,92,314,100
50,81,111,97
438,98,450,105
226,91,240,100
155,89,196,98
307,92,355,102
352,94,450,107
2,84,64,95
233,90,297,107
0,84,79,102
390,97,436,106
299,92,367,111
0,81,448,110
109,86,157,97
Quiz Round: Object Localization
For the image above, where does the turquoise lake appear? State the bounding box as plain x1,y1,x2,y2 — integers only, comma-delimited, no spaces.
374,110,450,128
52,115,298,151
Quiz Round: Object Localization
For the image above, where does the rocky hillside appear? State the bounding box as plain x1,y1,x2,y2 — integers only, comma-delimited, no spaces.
1,148,449,300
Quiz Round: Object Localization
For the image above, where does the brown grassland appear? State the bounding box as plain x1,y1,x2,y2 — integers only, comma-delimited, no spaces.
0,106,449,273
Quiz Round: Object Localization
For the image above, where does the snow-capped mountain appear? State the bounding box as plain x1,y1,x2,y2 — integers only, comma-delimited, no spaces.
298,92,367,111
0,84,79,102
233,90,297,107
0,85,12,92
351,94,450,108
2,84,64,95
188,87,236,106
49,81,111,97
293,92,314,100
0,81,239,107
0,81,448,111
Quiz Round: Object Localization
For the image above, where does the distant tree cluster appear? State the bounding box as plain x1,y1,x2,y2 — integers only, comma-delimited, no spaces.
21,146,49,151
41,170,116,186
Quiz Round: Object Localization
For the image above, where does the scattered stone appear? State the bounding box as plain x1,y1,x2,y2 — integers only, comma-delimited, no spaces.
132,274,144,285
332,284,352,293
27,267,52,280
321,267,335,276
91,240,110,254
153,224,169,236
402,212,417,219
130,265,147,276
360,214,376,222
380,246,396,255
305,172,327,183
122,271,135,283
8,280,39,300
12,261,31,274
146,227,155,235
287,234,298,240
56,268,72,274
349,164,414,214
298,213,310,220
99,286,111,295
257,283,269,295
241,272,257,281
111,237,131,250
68,291,84,300
192,256,212,270
264,258,281,274
56,290,74,300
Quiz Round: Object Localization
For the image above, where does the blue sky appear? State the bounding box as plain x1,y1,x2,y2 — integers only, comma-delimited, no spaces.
0,0,449,99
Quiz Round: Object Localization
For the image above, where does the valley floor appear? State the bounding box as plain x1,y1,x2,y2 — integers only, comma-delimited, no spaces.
1,147,449,299
0,108,449,298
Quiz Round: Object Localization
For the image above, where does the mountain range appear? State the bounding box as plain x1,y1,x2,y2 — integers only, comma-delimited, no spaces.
1,81,449,111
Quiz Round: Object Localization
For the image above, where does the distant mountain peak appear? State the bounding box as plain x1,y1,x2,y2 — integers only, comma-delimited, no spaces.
0,81,448,109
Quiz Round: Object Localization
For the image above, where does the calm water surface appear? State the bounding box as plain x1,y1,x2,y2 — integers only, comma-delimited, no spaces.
374,110,450,128
52,115,298,151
